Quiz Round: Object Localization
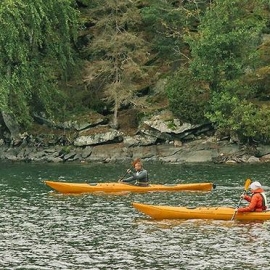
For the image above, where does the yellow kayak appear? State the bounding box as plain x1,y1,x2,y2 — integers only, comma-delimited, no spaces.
44,180,214,194
132,202,270,221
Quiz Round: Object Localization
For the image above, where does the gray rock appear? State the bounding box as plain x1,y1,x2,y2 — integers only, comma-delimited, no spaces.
74,130,123,146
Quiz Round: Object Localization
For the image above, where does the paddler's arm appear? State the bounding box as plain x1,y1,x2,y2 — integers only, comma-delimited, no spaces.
120,169,136,183
121,176,136,182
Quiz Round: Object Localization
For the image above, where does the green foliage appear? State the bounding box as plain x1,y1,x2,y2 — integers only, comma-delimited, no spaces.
207,91,270,141
0,0,78,127
186,0,266,87
165,68,209,124
141,0,185,58
60,146,71,155
2,0,270,145
165,119,176,130
183,0,270,141
141,0,209,65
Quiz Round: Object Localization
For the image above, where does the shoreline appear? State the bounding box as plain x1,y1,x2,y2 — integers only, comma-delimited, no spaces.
1,138,270,164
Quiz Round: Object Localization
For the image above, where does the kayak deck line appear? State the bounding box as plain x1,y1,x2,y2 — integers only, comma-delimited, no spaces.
44,180,215,194
132,202,270,221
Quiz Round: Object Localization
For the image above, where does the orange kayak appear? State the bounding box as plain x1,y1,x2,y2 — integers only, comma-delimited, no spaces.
132,202,270,221
44,180,214,194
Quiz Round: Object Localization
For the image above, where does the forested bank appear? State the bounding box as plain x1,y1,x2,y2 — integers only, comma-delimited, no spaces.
1,0,270,158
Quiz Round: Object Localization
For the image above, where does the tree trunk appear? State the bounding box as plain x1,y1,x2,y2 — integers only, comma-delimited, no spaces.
112,97,119,129
1,111,21,140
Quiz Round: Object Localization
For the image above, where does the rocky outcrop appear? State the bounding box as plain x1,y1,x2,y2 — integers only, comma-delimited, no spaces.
1,110,270,164
1,136,270,164
74,129,123,146
1,112,21,145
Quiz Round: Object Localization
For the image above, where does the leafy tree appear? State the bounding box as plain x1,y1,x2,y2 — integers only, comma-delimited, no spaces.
141,0,210,69
206,90,270,142
185,0,270,141
0,0,78,129
186,0,266,88
141,1,213,125
166,68,210,124
82,0,152,129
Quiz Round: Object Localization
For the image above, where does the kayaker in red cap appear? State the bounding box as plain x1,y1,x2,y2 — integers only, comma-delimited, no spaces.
238,181,268,212
119,159,149,186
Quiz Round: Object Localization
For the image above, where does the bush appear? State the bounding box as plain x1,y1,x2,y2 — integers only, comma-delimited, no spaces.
165,68,210,124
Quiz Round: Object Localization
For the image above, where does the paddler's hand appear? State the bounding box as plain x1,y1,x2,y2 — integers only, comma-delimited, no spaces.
127,169,132,174
118,179,123,183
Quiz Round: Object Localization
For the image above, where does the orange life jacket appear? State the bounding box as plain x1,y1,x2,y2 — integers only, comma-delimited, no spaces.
238,188,267,212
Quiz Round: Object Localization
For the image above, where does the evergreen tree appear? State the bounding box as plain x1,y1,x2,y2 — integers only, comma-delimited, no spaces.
141,0,210,68
83,0,151,128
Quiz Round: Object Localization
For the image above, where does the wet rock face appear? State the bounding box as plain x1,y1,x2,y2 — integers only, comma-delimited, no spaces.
0,110,269,164
74,130,123,146
0,138,269,164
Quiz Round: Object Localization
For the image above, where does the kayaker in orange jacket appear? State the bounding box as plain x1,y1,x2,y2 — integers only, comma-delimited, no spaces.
238,181,268,212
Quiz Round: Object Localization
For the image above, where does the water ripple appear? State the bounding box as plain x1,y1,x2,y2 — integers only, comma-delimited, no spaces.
1,162,270,269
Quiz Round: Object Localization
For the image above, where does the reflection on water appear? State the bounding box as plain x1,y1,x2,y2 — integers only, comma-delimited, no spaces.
0,161,270,269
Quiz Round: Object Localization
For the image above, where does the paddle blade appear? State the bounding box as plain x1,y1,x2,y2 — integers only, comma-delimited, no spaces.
244,178,252,192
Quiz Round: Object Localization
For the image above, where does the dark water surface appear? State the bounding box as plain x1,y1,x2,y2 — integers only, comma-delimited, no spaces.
1,161,270,270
